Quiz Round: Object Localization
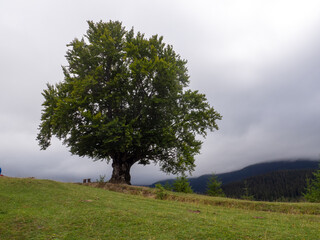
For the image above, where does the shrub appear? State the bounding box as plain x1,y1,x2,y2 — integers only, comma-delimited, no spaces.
155,184,168,200
163,181,173,191
96,175,106,187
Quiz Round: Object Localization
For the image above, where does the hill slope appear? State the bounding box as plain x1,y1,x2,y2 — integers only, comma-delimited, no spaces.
152,159,319,195
1,177,320,239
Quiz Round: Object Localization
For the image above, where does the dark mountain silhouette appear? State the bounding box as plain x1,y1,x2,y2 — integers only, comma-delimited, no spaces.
150,159,319,196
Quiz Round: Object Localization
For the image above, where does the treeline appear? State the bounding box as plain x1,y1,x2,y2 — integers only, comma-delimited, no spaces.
222,169,315,201
151,160,319,202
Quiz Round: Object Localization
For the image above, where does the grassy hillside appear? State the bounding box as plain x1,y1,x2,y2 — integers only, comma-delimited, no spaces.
1,177,320,240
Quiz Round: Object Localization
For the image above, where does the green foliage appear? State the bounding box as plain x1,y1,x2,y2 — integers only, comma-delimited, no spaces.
155,183,168,200
206,173,225,197
37,20,221,184
173,175,193,193
304,163,320,202
97,174,106,183
163,181,173,191
96,174,106,187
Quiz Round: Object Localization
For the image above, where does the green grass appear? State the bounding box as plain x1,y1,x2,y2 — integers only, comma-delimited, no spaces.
0,177,319,240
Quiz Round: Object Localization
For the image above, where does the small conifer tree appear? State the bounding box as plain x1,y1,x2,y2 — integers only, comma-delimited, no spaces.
241,180,254,200
206,173,225,197
173,175,193,193
304,163,320,202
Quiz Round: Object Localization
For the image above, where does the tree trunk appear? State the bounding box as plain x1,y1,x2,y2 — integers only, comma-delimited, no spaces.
109,159,133,185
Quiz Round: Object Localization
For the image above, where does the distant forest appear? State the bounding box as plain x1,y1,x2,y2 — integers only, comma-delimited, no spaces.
152,160,319,202
222,169,315,201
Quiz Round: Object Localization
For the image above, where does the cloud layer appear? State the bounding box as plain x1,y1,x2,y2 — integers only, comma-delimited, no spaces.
1,0,320,184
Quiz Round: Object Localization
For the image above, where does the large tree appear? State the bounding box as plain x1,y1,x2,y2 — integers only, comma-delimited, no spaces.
37,20,221,184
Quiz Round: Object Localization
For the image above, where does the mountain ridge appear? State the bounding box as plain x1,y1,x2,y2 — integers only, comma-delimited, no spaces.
150,159,319,194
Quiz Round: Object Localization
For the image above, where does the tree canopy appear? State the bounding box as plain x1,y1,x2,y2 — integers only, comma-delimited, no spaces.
37,20,221,184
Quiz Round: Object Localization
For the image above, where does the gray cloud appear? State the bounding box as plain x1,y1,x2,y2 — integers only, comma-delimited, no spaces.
1,0,320,185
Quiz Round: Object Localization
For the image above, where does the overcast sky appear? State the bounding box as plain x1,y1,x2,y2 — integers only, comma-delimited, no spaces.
1,0,320,185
